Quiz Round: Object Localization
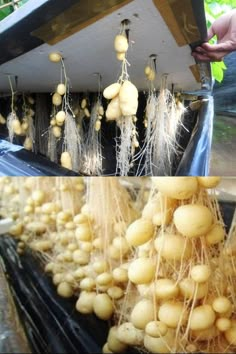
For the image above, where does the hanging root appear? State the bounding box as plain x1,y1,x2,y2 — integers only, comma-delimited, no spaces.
47,128,58,163
83,100,103,176
116,116,137,176
137,76,185,176
63,113,83,172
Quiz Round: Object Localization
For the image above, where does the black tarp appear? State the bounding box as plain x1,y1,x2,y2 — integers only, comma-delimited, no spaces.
0,139,79,176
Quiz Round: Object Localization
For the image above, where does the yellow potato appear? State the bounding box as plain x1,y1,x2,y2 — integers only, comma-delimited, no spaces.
197,177,221,189
174,204,213,238
154,233,192,261
152,177,198,200
128,258,155,284
130,299,155,330
190,305,216,331
126,218,154,247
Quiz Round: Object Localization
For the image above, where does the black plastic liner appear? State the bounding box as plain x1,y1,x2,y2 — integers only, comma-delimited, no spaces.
0,139,80,176
176,96,214,176
0,200,235,354
0,237,108,354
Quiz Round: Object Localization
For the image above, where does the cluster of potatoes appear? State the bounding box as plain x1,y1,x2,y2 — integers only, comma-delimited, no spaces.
6,95,35,151
1,177,236,354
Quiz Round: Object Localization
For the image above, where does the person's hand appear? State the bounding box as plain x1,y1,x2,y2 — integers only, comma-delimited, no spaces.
192,9,236,62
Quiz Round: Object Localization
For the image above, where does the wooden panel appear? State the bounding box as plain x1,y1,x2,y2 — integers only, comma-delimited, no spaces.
153,0,201,47
32,0,134,45
190,64,201,83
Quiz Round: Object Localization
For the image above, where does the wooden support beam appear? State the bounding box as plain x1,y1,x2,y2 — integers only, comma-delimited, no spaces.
152,0,201,47
32,0,133,45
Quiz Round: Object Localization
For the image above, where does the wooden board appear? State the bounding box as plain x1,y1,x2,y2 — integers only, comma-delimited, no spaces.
32,0,133,45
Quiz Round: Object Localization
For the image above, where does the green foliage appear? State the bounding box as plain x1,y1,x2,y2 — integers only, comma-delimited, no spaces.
204,0,235,82
0,0,29,21
212,61,227,82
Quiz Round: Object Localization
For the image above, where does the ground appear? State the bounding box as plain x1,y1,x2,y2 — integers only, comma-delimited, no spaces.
210,115,236,176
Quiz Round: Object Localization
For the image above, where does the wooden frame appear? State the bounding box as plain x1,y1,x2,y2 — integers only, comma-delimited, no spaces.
152,0,201,47
32,0,134,45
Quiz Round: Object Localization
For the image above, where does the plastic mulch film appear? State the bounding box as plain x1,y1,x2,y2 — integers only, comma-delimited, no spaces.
0,236,108,354
0,258,31,354
0,139,80,176
176,96,214,176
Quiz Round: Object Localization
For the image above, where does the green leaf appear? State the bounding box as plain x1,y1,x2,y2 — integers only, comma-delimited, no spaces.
211,62,227,83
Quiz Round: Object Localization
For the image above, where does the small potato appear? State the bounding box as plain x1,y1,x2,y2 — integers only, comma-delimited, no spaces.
52,126,61,138
103,83,121,100
216,318,231,332
107,327,127,353
24,137,33,151
155,279,179,300
57,282,74,298
117,322,144,346
117,52,126,61
131,299,155,330
56,111,66,124
31,240,52,252
102,343,113,353
114,34,129,53
126,218,154,247
174,204,213,238
9,223,23,237
49,52,62,63
75,224,92,242
93,260,109,274
212,297,232,314
190,305,216,331
41,202,58,214
205,224,225,245
107,287,124,300
225,321,236,345
154,234,192,261
26,222,46,235
128,258,155,284
158,301,187,328
80,277,96,291
74,213,90,225
197,177,221,189
142,194,177,220
95,120,101,132
76,291,96,314
152,177,198,200
61,152,72,170
93,294,114,320
96,272,113,286
145,321,168,338
57,83,66,96
191,326,219,341
112,237,129,255
52,93,62,106
179,278,208,300
112,267,128,283
145,66,152,76
32,190,45,205
144,331,174,354
73,250,90,265
190,265,211,283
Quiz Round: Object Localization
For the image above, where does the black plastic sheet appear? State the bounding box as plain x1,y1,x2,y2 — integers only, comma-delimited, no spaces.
176,96,214,176
0,237,108,354
0,139,80,176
